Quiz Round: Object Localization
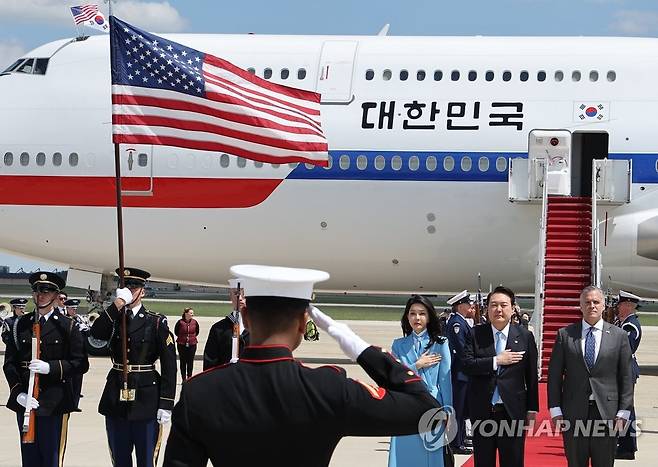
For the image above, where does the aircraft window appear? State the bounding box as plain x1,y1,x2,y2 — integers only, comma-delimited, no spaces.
443,156,455,172
589,70,599,82
324,155,332,169
572,70,581,82
495,156,507,172
433,70,443,81
520,71,529,82
400,70,409,81
391,155,402,170
426,155,437,171
478,156,489,172
254,161,264,168
281,68,290,80
555,71,564,82
69,152,79,166
271,163,280,168
288,162,298,168
237,157,247,168
356,155,368,170
3,152,12,166
485,71,494,82
138,153,148,167
247,67,256,74
383,69,392,81
20,152,29,166
3,59,25,73
33,58,49,75
220,153,230,168
461,156,472,171
537,70,546,82
263,68,272,79
304,163,314,170
408,155,420,171
339,155,350,170
16,59,35,74
53,152,62,166
297,68,307,80
451,70,460,81
417,70,426,81
365,69,374,80
374,155,385,170
502,71,511,82
468,71,477,82
607,71,616,82
36,152,46,166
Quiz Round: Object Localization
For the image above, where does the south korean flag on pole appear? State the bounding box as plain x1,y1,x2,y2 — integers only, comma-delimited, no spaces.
573,102,609,122
70,4,109,33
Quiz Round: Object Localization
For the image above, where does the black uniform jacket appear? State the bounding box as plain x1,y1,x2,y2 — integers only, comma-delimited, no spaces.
90,302,177,420
202,315,250,370
462,323,539,421
3,310,89,415
164,345,441,467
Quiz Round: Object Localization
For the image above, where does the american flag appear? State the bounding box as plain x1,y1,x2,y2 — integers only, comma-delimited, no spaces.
110,17,328,166
70,4,99,25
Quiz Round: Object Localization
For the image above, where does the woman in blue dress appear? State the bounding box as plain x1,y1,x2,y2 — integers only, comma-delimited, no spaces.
388,295,452,467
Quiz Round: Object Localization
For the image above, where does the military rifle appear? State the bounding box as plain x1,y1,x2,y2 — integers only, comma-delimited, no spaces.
22,315,40,443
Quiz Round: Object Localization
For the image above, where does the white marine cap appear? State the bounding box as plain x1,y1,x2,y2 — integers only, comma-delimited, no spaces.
228,278,243,289
229,265,330,300
447,290,470,306
618,290,641,306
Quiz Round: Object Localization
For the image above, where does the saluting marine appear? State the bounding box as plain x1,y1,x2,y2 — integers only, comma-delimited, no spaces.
90,267,177,467
445,290,475,455
2,298,28,344
164,265,442,467
3,272,89,467
615,290,643,460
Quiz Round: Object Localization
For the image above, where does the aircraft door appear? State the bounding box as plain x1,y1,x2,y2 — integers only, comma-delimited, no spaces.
594,159,631,204
316,41,357,103
528,130,571,196
119,145,153,195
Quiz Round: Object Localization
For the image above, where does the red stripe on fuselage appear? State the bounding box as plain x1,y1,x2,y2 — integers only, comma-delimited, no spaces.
0,175,282,208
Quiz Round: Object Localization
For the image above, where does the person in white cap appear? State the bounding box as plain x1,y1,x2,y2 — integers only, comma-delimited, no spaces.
202,278,249,370
615,290,642,460
164,265,443,467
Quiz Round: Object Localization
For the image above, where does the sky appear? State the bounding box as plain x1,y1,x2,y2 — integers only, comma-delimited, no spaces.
1,0,658,271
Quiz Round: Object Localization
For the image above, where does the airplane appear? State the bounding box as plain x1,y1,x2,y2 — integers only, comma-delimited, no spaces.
1,31,657,297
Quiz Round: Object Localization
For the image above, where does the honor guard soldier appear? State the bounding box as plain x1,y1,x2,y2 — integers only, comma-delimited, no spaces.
164,265,442,467
202,278,250,370
3,272,89,467
90,267,177,467
2,298,28,344
64,299,88,409
616,290,643,460
446,290,475,455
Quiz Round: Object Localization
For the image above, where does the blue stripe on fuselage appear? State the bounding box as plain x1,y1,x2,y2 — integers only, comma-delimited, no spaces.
287,151,658,183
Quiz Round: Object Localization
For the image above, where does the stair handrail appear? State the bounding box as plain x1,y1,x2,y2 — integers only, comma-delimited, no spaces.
591,159,601,288
530,158,549,379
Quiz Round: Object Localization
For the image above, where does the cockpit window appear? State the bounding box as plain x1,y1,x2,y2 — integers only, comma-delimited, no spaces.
34,58,49,75
16,59,35,74
1,57,50,75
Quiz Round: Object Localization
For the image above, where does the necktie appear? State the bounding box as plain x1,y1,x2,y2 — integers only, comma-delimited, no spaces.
39,316,46,327
584,327,596,370
491,331,504,405
414,336,421,354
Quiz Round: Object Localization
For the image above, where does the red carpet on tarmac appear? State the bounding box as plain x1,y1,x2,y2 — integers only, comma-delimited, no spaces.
461,383,567,466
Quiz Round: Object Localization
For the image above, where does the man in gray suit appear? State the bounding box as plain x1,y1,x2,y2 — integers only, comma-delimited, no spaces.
548,286,634,467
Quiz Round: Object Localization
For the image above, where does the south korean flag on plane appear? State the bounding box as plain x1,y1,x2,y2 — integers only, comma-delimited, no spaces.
573,102,609,122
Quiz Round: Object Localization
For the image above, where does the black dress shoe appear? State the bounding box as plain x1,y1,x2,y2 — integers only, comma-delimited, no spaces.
615,451,635,460
453,446,473,455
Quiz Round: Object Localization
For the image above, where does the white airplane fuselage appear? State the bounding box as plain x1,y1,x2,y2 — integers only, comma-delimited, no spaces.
1,33,657,295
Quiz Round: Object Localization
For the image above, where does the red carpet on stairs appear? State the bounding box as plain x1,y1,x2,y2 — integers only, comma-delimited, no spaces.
460,383,566,467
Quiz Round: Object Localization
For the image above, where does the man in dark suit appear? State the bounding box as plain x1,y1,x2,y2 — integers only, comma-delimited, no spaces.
463,286,539,467
548,285,634,467
164,264,443,467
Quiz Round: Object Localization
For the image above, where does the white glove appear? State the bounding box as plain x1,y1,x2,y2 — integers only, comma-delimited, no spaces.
115,287,134,306
17,392,39,411
28,359,50,375
309,306,369,361
157,409,172,425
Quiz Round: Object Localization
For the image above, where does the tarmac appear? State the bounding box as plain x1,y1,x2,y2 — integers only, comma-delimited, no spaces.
1,316,657,466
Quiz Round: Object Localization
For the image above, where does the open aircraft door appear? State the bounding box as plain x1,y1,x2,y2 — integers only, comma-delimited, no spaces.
317,41,357,103
119,145,153,196
594,159,632,204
